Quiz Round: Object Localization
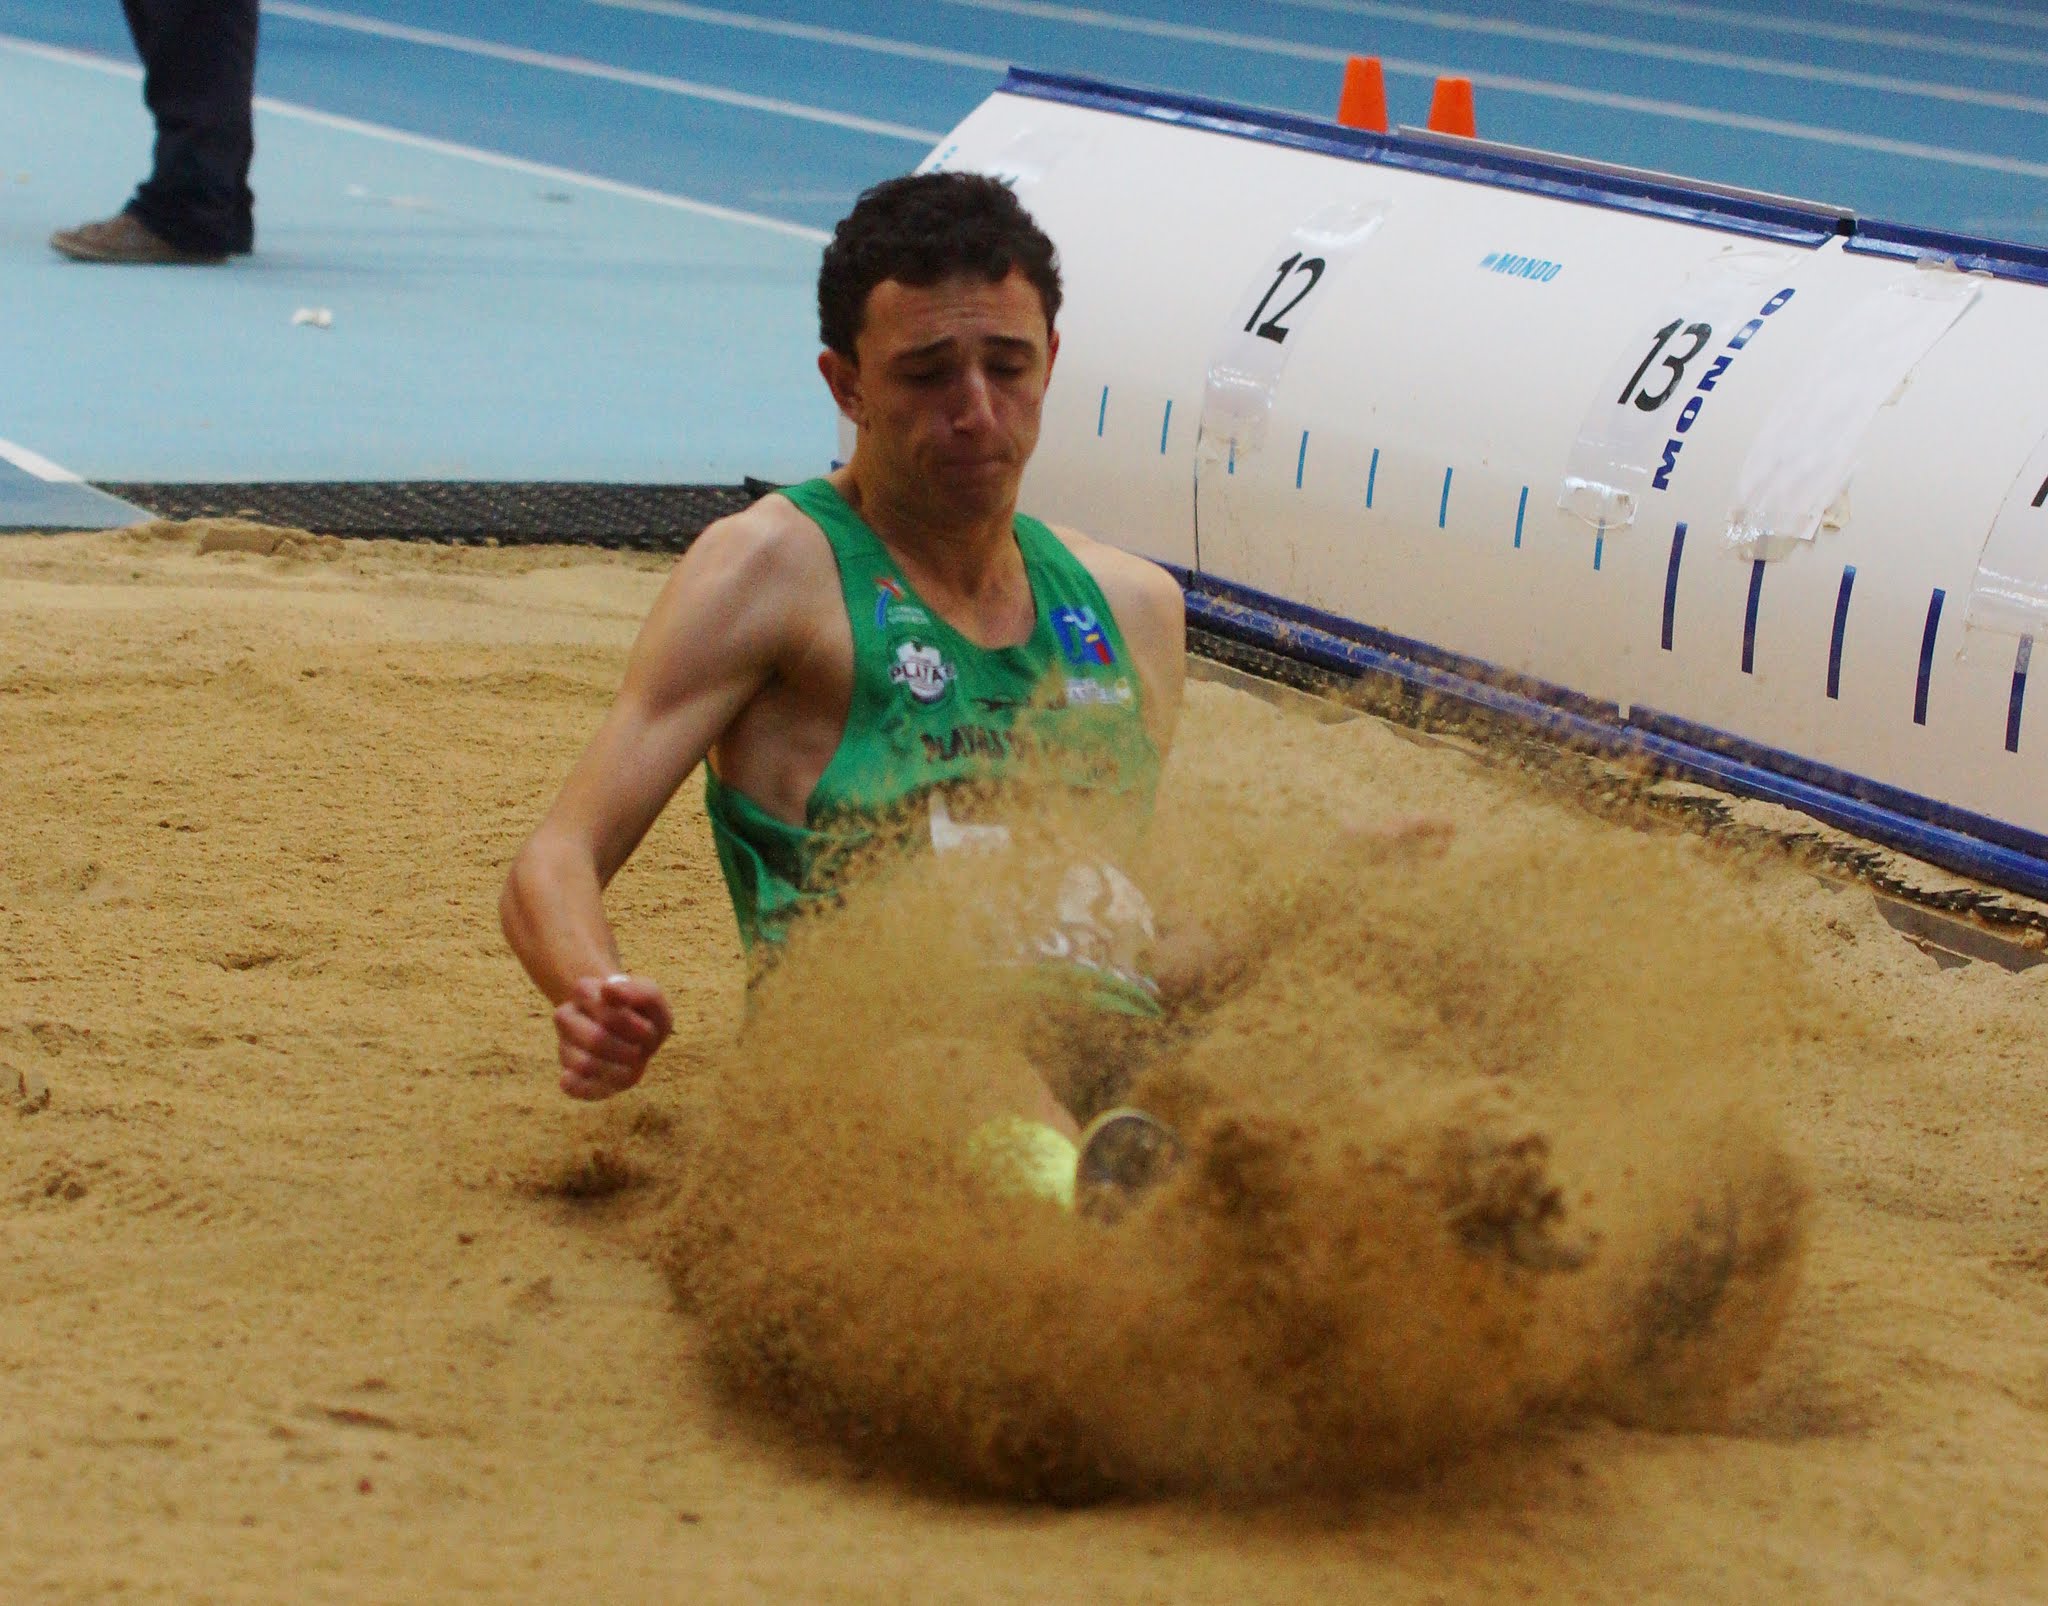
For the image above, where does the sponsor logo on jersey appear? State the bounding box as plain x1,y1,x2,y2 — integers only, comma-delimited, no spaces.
921,724,1014,764
1052,605,1116,667
874,576,929,630
1064,677,1133,707
888,639,956,704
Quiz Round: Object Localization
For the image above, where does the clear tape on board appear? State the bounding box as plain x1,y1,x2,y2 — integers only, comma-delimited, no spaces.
1197,199,1388,464
1726,263,1982,560
1558,244,1802,533
1965,425,2048,641
917,127,1090,189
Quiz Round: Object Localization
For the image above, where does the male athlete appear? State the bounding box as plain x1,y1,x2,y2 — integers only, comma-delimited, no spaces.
501,173,1191,1206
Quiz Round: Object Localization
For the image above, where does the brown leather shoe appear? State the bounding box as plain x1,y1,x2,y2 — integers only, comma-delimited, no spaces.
49,212,227,264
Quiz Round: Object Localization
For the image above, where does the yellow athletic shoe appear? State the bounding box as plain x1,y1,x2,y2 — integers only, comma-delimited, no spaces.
966,1116,1079,1210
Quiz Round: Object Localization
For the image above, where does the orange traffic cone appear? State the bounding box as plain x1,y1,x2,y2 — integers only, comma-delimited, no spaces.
1427,75,1476,137
1336,55,1388,132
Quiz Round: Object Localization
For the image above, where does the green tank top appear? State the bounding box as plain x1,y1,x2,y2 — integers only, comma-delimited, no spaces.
704,477,1162,1014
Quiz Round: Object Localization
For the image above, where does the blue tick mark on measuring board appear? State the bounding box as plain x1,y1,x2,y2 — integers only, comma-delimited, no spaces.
2007,636,2032,753
1438,468,1452,529
1366,447,1379,509
1295,431,1309,489
1660,522,1687,650
1159,400,1172,454
1096,386,1108,437
1826,566,1855,700
1741,559,1766,674
1914,588,1945,726
1513,486,1527,549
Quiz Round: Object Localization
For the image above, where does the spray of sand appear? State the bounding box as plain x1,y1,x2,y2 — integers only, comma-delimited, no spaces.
663,687,1823,1500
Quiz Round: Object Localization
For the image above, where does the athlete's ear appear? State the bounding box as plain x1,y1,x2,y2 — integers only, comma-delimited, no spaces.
1045,327,1059,383
818,348,863,425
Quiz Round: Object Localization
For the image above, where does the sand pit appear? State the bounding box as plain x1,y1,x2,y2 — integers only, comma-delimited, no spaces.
4,524,2046,1601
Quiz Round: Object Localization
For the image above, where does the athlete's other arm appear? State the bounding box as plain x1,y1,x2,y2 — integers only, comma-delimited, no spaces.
500,505,813,1100
1057,527,1186,757
1063,529,1450,1003
1056,530,1232,1001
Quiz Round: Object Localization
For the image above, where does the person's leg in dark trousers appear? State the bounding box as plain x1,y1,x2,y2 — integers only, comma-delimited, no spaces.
121,0,259,256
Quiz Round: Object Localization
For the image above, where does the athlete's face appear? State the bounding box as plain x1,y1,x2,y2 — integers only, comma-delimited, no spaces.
821,268,1058,522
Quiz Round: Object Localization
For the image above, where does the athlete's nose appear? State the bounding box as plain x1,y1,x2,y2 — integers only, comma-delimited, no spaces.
954,366,999,433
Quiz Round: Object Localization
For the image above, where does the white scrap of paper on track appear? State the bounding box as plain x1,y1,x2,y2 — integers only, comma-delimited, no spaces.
1726,264,1981,559
1965,424,2048,640
291,306,333,328
344,183,435,211
1198,198,1388,465
1558,243,1801,532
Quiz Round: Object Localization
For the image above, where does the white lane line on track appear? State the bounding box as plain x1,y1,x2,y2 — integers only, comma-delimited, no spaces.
0,438,84,483
1660,0,2048,33
1266,0,2048,108
938,0,2048,182
589,0,1010,73
255,102,837,242
1516,0,2048,71
0,33,834,243
262,1,943,144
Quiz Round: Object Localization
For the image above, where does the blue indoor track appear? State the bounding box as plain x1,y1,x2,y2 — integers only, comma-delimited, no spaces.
1,0,2043,510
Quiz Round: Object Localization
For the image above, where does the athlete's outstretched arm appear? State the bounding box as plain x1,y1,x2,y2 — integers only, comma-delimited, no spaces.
500,509,805,1098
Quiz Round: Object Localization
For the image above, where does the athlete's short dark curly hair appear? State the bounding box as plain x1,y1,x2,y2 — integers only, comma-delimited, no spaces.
817,172,1062,358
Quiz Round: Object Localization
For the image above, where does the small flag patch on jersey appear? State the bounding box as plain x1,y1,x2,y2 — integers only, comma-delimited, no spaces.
1053,605,1115,667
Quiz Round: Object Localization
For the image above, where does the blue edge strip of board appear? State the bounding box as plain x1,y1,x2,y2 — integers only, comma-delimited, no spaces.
1003,68,2048,284
1171,562,2048,904
1014,66,2048,896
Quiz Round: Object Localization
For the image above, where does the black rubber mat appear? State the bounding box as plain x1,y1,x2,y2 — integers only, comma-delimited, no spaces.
93,480,776,549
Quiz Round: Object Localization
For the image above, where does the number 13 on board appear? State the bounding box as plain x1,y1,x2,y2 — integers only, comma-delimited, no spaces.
1559,245,1804,530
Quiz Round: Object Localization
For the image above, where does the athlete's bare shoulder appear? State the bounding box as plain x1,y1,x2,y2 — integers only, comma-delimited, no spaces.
680,488,837,596
656,490,840,638
625,489,842,710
